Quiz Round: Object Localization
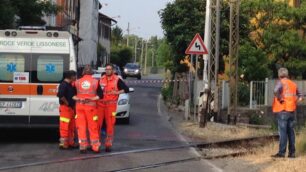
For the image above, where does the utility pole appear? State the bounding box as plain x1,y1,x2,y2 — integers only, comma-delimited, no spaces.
127,22,130,47
209,0,221,121
134,37,138,63
228,0,240,124
144,41,148,75
151,49,155,67
199,0,212,128
200,0,221,127
140,39,144,68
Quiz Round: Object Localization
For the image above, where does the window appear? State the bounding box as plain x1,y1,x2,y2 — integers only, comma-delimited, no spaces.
0,54,25,82
36,55,64,82
103,25,110,40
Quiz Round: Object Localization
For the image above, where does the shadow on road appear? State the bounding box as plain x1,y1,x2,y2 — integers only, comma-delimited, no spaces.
0,128,59,143
0,119,131,144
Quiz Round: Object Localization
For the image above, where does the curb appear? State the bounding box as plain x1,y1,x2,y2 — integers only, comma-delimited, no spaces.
157,94,224,172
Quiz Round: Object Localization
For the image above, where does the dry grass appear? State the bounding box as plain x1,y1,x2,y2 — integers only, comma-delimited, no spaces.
210,132,306,172
296,128,306,155
226,131,306,172
167,108,306,171
177,121,274,142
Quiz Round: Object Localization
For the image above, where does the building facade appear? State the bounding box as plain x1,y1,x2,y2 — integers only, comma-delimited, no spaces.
97,13,117,67
43,0,116,69
55,0,79,36
77,0,100,67
43,0,79,36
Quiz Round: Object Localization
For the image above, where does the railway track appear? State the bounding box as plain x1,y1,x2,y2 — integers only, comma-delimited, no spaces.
0,134,279,171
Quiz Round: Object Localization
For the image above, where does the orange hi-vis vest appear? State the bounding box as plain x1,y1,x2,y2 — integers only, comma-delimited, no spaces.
272,78,298,113
75,75,98,106
99,74,119,105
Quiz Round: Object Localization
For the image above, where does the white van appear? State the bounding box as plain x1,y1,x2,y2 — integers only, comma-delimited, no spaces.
0,29,76,127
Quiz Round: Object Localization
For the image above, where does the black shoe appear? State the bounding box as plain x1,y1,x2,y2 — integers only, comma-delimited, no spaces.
105,147,112,152
69,143,79,149
288,153,296,158
59,144,69,150
93,149,100,154
271,153,285,158
80,149,87,154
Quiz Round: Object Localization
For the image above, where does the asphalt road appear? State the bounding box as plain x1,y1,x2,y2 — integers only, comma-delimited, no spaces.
0,75,222,172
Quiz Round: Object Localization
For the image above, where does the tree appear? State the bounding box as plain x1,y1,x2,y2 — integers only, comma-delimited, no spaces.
239,0,306,79
239,40,271,81
110,47,133,69
0,0,15,29
159,0,306,80
159,0,206,72
14,0,60,26
0,0,60,29
111,26,123,47
156,39,173,70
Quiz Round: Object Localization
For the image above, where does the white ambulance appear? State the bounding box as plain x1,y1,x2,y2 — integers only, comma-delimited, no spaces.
0,28,77,127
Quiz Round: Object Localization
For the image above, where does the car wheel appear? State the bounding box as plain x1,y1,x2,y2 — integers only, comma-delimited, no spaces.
123,115,130,124
137,76,141,80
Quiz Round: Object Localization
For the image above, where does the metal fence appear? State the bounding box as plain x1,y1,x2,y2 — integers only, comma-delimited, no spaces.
249,79,268,109
221,78,306,110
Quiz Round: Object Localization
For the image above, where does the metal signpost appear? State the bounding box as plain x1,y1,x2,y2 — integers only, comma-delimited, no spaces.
185,33,209,127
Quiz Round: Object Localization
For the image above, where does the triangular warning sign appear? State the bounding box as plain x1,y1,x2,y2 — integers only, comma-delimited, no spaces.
185,33,208,55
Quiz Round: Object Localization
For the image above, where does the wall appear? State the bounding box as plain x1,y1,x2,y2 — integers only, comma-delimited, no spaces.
78,0,99,67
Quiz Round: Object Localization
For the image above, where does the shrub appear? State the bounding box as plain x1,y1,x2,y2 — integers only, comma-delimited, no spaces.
249,114,264,125
296,127,306,155
238,82,250,106
161,85,173,101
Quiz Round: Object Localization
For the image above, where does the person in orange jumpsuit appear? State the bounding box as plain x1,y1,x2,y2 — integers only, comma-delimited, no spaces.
97,64,129,152
57,70,77,149
73,65,103,153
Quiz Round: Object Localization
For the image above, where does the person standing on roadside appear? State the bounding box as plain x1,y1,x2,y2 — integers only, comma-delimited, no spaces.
97,64,129,152
57,70,77,149
272,67,303,158
73,65,103,153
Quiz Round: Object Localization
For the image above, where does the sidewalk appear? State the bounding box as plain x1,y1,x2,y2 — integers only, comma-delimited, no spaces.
161,100,274,143
160,98,306,172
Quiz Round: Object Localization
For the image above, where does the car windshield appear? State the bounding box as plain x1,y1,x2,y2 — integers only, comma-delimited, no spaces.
125,64,139,69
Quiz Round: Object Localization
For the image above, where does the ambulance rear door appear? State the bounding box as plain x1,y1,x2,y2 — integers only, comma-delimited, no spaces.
0,37,31,126
28,38,70,126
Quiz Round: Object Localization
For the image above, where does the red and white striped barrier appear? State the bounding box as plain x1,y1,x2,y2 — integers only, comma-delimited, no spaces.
124,79,189,84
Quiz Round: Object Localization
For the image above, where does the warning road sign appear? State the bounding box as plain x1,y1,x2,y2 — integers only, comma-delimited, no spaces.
185,33,208,55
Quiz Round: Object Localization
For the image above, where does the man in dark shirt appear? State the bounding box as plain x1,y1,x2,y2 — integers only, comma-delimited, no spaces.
57,70,77,149
102,71,129,93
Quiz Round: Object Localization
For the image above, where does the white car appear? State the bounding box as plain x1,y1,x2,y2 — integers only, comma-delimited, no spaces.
92,68,133,124
116,89,133,124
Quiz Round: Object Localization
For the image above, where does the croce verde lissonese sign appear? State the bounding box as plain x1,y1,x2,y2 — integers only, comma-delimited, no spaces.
0,39,67,48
